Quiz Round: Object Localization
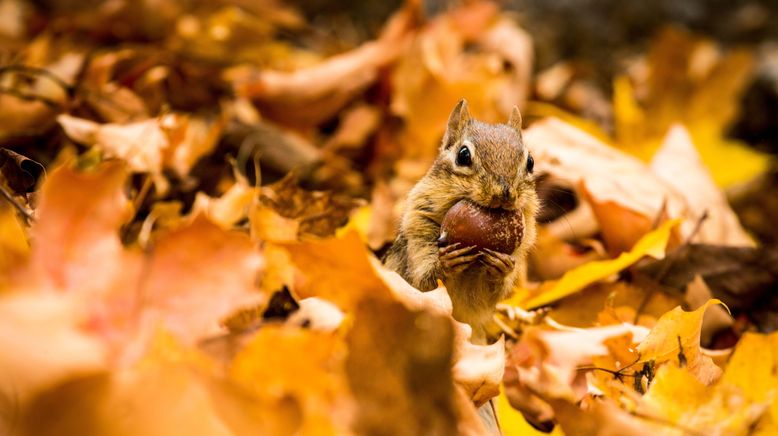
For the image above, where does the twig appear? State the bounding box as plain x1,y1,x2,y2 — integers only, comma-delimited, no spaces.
576,365,640,378
0,65,73,94
0,184,33,224
491,314,519,340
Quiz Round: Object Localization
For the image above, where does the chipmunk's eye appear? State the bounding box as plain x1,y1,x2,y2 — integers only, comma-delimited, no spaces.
456,146,472,166
526,154,534,174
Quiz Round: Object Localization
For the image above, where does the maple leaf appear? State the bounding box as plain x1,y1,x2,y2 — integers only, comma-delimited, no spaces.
636,299,727,385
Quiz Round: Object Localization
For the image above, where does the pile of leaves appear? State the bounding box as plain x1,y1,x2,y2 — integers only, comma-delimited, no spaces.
0,0,776,435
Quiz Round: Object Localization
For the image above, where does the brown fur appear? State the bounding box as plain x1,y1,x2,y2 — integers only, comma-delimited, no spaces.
384,100,538,341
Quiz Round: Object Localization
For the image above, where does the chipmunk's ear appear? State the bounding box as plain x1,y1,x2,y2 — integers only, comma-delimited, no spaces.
442,98,471,149
507,105,523,133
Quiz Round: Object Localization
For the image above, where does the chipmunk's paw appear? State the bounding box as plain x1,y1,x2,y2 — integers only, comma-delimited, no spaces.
439,243,480,277
479,248,515,281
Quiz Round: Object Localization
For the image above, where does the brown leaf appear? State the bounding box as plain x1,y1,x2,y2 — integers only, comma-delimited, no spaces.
0,149,44,194
259,173,363,239
639,244,778,332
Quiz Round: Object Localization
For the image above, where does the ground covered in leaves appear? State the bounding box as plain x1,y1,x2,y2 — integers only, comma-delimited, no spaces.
0,1,777,435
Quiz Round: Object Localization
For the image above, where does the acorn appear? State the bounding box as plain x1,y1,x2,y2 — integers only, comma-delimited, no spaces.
438,200,524,254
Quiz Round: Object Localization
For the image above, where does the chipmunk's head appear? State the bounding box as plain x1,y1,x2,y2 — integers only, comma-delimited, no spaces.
433,99,536,213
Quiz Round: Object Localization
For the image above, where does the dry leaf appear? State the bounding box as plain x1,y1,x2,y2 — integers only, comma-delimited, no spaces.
650,125,753,246
636,299,726,384
346,297,461,436
280,230,392,311
639,365,766,434
392,1,532,161
0,293,107,402
231,325,351,435
684,275,734,345
231,6,415,126
0,203,29,287
509,219,679,309
57,115,169,173
524,117,687,254
25,162,134,296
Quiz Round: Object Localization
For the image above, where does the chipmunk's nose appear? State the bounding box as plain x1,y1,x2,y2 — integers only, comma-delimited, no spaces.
488,179,514,209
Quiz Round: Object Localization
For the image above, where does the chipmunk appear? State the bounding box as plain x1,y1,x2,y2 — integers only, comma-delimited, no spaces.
384,99,538,342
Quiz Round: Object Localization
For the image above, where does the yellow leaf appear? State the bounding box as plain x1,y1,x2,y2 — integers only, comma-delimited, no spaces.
610,29,769,187
230,326,350,436
692,127,770,188
497,387,564,436
509,219,679,309
0,203,29,288
335,205,372,242
637,299,727,384
640,365,766,433
251,205,299,242
722,332,778,407
525,101,612,144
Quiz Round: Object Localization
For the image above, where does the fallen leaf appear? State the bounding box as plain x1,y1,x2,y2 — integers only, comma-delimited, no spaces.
346,297,461,436
193,182,257,228
287,297,345,332
25,161,133,296
392,2,532,160
524,117,687,254
0,202,29,287
231,325,351,435
613,27,770,187
280,230,391,311
453,336,505,406
0,293,107,402
510,218,679,309
639,365,766,434
57,115,169,174
636,299,726,384
639,244,778,332
0,148,45,194
650,125,753,246
136,215,265,344
504,324,649,427
231,6,415,127
684,275,734,345
550,397,655,436
260,173,363,238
